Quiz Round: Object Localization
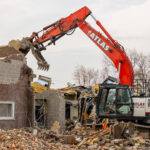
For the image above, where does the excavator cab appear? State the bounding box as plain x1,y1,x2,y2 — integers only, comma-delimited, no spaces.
96,84,134,120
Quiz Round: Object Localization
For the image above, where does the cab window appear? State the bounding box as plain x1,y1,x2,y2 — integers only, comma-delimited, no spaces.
99,89,107,113
116,88,132,115
117,88,131,103
106,89,116,105
105,89,116,113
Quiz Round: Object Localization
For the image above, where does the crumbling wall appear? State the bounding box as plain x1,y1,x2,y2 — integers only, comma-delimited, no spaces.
0,46,34,130
35,90,65,130
65,99,78,120
46,90,65,129
0,58,24,84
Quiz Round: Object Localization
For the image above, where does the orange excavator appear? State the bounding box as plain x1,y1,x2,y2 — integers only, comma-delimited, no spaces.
10,6,150,122
10,6,134,86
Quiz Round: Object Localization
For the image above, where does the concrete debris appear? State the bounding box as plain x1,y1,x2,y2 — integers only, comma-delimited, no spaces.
74,122,82,130
0,128,77,150
50,121,61,134
63,121,150,149
8,38,31,53
65,120,75,130
0,46,21,57
111,121,136,139
0,122,150,149
63,135,78,144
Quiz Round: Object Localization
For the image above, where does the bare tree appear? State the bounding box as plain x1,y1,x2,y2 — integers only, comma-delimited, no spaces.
73,68,81,85
101,49,150,82
92,69,100,85
127,49,139,70
100,66,109,82
100,56,118,82
73,65,100,87
127,50,150,80
87,68,94,86
74,50,150,87
74,65,87,87
136,53,150,80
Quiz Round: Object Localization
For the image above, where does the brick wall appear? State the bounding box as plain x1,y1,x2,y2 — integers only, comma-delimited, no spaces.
0,59,24,84
0,55,34,130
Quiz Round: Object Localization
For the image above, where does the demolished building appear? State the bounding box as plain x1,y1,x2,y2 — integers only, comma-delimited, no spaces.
0,45,66,130
61,87,78,121
31,76,65,129
0,45,117,131
0,46,34,130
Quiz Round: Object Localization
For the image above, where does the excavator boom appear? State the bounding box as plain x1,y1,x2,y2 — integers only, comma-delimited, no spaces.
12,6,134,87
30,6,91,45
77,19,134,86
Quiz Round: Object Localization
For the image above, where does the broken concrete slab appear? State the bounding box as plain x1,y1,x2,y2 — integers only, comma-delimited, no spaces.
63,135,78,144
50,121,61,134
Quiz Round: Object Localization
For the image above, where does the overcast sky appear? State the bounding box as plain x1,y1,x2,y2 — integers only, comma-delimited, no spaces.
0,0,150,88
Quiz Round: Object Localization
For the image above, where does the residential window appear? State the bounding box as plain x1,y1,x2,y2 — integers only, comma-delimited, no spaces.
0,102,15,120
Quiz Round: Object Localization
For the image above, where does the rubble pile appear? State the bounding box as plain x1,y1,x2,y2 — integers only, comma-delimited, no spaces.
0,128,78,150
0,122,150,149
64,122,150,150
0,128,49,150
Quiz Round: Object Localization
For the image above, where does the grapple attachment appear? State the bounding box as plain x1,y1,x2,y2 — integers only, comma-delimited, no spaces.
8,38,49,71
30,47,49,71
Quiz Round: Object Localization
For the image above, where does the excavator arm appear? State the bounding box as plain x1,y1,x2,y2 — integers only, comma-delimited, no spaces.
77,18,134,87
12,6,134,87
30,6,91,46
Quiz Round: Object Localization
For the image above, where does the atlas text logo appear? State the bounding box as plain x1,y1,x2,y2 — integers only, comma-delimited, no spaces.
88,30,109,51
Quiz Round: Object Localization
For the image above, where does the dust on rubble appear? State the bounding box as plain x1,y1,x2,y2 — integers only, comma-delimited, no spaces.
1,122,150,150
0,46,21,57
